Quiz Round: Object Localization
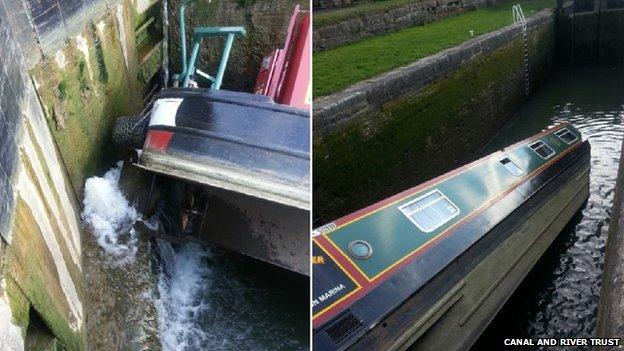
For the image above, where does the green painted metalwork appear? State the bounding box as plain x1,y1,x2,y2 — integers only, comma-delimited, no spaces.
175,0,246,89
324,126,581,279
178,0,196,80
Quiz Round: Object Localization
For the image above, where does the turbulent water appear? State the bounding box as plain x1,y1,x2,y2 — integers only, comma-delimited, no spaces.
473,66,624,348
155,240,308,350
83,166,308,350
82,162,141,265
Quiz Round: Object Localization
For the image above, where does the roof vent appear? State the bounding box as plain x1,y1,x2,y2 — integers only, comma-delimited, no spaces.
326,312,363,344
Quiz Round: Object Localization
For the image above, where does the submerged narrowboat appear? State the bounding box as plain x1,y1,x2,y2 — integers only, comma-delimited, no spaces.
312,123,590,350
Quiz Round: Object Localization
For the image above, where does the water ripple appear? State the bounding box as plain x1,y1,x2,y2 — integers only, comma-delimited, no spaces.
474,66,624,349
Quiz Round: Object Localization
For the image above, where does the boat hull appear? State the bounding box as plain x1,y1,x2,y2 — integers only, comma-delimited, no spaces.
312,124,591,350
360,147,590,350
140,88,310,210
197,185,310,276
135,87,310,275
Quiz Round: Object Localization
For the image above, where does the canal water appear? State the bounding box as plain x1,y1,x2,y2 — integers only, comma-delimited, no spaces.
155,239,309,350
153,202,309,351
473,65,624,348
148,179,310,350
82,165,309,350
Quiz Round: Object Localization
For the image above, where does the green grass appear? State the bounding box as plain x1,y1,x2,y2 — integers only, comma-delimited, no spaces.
313,0,555,98
314,0,420,27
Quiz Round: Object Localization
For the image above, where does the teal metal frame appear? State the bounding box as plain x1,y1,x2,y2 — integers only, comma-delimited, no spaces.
174,0,246,89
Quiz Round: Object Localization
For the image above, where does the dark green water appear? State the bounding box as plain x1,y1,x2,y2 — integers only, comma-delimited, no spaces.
473,65,624,349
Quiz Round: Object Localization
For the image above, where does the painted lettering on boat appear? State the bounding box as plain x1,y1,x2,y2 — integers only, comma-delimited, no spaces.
313,222,337,237
312,256,326,264
312,284,346,307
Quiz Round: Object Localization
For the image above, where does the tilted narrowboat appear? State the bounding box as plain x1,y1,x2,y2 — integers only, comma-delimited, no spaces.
114,3,311,275
138,87,310,275
312,123,590,350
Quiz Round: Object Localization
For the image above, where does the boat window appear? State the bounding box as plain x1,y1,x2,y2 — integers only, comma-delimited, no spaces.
348,240,373,259
500,157,523,176
529,140,555,159
555,128,579,145
398,190,460,233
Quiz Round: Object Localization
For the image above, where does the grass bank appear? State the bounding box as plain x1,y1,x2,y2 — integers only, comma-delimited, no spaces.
314,0,420,27
313,0,555,98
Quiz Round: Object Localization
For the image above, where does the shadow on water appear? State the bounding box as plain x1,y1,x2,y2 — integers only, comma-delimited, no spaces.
473,65,624,350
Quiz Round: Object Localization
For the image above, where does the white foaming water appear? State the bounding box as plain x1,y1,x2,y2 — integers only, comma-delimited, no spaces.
81,163,307,349
156,240,213,350
81,162,140,265
154,235,308,351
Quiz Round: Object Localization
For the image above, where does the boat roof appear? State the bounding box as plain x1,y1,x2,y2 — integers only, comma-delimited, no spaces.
312,123,585,328
139,88,310,209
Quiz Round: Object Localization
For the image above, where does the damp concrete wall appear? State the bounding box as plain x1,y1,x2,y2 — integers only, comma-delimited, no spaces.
0,0,163,349
313,0,498,52
313,9,555,224
167,0,309,92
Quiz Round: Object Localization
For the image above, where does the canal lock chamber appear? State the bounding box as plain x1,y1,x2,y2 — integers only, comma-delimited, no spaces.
312,0,624,348
0,0,308,349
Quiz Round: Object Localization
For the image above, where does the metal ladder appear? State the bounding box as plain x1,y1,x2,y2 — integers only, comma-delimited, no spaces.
513,4,530,98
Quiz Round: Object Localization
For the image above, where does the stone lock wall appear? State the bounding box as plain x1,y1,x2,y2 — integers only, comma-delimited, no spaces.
0,0,87,348
313,0,500,52
30,5,145,195
313,0,354,11
313,10,556,224
167,0,309,92
0,0,163,349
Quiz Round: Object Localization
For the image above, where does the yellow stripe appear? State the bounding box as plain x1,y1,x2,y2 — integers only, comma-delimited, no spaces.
327,138,579,283
326,157,493,235
321,125,570,236
312,239,363,320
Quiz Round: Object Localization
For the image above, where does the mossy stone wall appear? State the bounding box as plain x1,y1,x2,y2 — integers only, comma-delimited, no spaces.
168,0,309,92
0,1,163,349
313,18,555,224
6,200,84,350
31,3,154,195
313,0,491,52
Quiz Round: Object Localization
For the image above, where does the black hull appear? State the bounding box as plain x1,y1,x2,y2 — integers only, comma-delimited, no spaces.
314,140,591,350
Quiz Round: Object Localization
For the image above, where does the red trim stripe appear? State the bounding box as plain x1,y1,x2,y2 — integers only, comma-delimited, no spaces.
328,123,568,228
313,125,581,327
315,235,368,285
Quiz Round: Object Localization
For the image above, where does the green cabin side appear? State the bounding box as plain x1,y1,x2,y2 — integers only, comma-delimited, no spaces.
320,124,582,281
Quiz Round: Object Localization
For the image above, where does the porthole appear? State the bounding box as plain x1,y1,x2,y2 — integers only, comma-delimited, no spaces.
348,240,373,259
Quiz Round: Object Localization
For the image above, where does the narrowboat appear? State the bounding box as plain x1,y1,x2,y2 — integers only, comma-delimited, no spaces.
312,123,590,350
114,3,311,275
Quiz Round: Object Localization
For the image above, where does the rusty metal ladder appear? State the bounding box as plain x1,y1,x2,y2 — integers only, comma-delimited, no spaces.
513,4,530,98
